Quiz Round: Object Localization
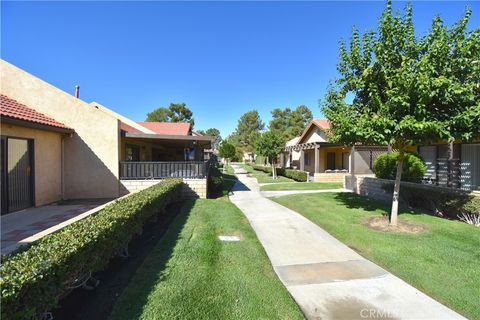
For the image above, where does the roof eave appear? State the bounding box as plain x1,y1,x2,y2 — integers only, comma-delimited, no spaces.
1,116,74,134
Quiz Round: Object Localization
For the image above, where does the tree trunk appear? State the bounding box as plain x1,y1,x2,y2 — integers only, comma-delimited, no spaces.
223,159,227,173
272,161,276,179
390,149,405,226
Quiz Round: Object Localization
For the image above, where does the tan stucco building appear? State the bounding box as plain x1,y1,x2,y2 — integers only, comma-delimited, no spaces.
1,60,212,214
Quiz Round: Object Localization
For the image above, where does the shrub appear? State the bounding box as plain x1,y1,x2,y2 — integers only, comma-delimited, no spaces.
251,165,308,182
208,164,224,194
0,179,183,320
381,182,480,219
374,152,426,183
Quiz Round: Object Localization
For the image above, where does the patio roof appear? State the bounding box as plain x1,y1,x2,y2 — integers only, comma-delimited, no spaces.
124,132,213,148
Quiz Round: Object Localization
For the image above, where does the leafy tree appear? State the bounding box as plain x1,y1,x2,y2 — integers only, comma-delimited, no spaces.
233,109,265,153
206,128,222,149
269,105,313,140
219,141,236,172
198,128,222,149
146,103,195,128
286,105,313,139
256,131,285,179
322,0,480,226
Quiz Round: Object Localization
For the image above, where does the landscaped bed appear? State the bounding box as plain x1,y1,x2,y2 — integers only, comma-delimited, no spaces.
272,192,480,319
260,182,343,191
110,196,303,319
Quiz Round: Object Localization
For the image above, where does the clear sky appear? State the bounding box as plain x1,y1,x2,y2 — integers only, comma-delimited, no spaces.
2,1,479,138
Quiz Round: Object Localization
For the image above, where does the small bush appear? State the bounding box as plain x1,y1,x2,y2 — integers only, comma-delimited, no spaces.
251,165,308,182
381,182,480,219
374,152,426,183
208,164,224,194
0,179,183,320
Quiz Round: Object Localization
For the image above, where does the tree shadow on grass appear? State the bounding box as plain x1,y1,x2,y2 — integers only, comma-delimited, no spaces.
333,193,420,217
53,200,193,320
110,200,195,320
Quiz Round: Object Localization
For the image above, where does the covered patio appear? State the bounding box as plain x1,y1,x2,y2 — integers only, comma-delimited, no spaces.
120,132,213,180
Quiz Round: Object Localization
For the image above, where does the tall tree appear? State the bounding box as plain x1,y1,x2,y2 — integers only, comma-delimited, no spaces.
322,1,479,226
146,103,195,128
234,110,265,148
256,131,285,179
269,105,313,140
203,128,222,149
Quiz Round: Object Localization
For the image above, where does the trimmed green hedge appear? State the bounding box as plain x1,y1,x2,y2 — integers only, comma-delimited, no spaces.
0,179,183,320
208,164,224,194
251,165,308,182
399,184,480,219
374,152,427,183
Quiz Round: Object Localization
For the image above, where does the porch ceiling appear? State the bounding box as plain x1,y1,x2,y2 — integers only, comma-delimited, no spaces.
285,142,343,152
123,133,212,148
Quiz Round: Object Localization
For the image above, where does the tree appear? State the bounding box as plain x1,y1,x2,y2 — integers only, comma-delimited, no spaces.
204,128,222,149
322,0,479,226
146,103,195,128
269,105,313,140
234,110,265,147
256,131,285,179
219,141,236,172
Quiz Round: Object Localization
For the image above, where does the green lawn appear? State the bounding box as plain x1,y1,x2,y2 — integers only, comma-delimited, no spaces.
273,192,480,320
261,182,343,191
110,194,303,319
240,163,294,184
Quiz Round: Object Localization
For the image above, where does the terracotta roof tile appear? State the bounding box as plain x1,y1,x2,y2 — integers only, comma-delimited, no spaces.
0,94,71,130
312,119,331,129
120,122,144,134
137,122,191,136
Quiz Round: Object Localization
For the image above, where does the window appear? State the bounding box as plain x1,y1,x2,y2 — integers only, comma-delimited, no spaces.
304,153,310,166
125,144,140,161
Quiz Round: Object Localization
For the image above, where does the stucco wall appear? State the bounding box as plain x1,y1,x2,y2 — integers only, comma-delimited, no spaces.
304,127,328,144
1,60,120,199
120,178,207,199
1,124,63,206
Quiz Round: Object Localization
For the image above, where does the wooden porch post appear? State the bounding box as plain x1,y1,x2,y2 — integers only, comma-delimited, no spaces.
314,144,320,173
300,149,305,172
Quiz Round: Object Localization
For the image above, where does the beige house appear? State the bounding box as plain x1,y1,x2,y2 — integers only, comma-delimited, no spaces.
0,60,212,214
284,119,388,182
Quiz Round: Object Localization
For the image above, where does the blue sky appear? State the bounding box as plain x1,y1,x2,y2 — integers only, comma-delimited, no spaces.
2,1,479,138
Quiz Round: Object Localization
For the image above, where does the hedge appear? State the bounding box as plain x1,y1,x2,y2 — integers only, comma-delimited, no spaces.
374,152,427,183
251,165,308,182
398,184,480,219
0,179,183,320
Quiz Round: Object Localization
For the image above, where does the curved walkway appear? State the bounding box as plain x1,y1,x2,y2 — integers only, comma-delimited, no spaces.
229,164,464,320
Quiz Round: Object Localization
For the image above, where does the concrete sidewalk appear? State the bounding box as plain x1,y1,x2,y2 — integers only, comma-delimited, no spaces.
229,164,464,320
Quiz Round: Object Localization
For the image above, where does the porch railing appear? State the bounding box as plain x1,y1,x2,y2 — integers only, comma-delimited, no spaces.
120,159,214,180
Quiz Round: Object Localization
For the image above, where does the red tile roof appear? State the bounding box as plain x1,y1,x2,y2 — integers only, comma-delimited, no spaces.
120,122,144,134
312,119,331,129
297,119,331,144
137,122,191,136
0,94,72,130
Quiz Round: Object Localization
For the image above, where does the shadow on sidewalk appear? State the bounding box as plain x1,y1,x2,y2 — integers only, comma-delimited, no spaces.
231,178,251,192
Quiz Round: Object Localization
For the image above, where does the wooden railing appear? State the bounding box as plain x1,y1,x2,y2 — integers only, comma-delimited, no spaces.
120,159,214,180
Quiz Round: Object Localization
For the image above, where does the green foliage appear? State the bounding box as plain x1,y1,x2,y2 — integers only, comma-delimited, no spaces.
256,131,285,164
374,152,427,183
322,1,479,148
0,179,183,320
232,110,265,150
219,141,236,160
381,183,480,219
252,165,308,182
208,164,224,195
146,103,195,128
270,105,313,141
